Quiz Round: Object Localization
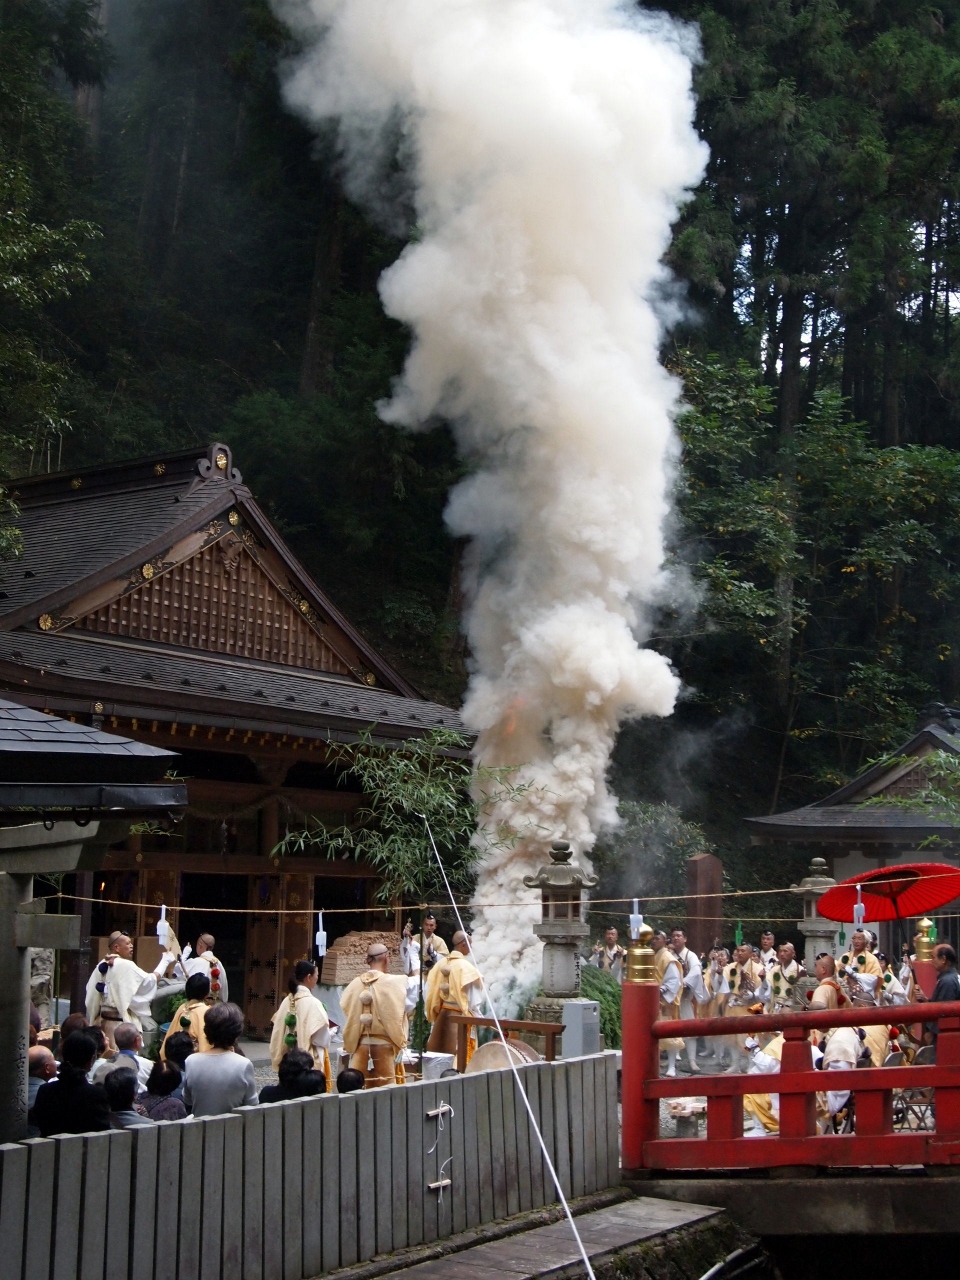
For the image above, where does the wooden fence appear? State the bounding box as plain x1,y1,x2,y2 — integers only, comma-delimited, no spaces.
0,1052,619,1280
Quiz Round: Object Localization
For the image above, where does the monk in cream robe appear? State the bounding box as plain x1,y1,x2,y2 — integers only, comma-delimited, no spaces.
839,930,883,1003
85,930,173,1051
651,931,685,1077
341,943,417,1088
270,965,332,1090
425,931,484,1061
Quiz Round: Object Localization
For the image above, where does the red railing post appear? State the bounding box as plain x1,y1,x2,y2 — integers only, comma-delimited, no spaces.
621,928,660,1174
778,1025,816,1138
935,1015,960,1138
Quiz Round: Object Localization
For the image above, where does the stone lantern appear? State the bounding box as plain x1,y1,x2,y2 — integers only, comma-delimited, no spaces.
791,856,840,968
523,841,599,1052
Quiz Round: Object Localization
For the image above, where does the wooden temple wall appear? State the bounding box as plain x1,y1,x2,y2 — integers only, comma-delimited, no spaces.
0,1053,620,1280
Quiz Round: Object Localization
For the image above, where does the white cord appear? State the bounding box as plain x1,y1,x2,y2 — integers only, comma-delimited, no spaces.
420,816,598,1280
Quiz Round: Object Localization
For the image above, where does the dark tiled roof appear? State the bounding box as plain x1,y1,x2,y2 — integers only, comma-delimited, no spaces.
0,482,223,619
0,696,178,783
745,805,960,843
0,631,464,739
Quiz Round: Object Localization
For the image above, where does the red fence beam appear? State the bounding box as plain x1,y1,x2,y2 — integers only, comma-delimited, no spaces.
651,998,960,1040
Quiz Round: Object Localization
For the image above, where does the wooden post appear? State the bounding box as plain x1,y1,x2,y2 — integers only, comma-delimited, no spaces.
777,1025,816,1138
685,853,723,957
620,927,660,1175
935,1015,960,1138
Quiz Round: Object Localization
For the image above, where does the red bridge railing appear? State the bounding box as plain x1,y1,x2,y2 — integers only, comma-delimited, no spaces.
621,977,960,1173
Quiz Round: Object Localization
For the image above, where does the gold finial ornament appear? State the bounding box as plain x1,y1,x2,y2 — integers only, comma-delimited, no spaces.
216,451,228,471
228,510,240,526
93,701,104,714
38,614,54,631
141,563,155,580
916,917,934,961
625,919,655,983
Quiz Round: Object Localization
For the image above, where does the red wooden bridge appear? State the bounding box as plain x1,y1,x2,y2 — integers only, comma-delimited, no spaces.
621,977,960,1173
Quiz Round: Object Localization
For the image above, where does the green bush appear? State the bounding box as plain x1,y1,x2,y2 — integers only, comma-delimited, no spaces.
579,964,622,1049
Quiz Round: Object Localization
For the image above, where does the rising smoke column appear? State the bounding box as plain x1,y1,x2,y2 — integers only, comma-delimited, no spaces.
277,0,707,1010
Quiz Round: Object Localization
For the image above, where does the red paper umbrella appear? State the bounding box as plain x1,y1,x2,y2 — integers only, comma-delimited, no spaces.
817,862,960,923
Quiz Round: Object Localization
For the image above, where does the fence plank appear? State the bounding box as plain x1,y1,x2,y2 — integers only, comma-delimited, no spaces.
177,1118,203,1280
433,1080,454,1242
524,1067,544,1210
281,1101,304,1280
0,1142,28,1280
262,1104,283,1280
513,1066,533,1214
419,1081,439,1244
155,1123,184,1280
51,1135,83,1280
130,1124,159,1280
443,1075,466,1237
537,1064,555,1203
406,1083,424,1246
301,1098,323,1280
581,1058,597,1193
320,1096,341,1273
339,1094,359,1267
487,1071,508,1222
357,1091,377,1262
241,1107,265,1280
80,1132,112,1280
501,1068,520,1217
199,1116,226,1280
390,1086,408,1251
552,1064,572,1199
567,1059,586,1198
374,1089,393,1257
24,1138,55,1280
606,1053,620,1187
221,1113,244,1280
106,1129,132,1280
592,1057,608,1190
471,1072,493,1225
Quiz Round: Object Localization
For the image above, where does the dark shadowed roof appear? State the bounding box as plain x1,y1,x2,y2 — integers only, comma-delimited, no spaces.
0,443,464,743
0,697,187,816
746,706,960,846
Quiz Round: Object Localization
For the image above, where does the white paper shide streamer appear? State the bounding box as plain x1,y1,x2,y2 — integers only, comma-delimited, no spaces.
276,0,707,1010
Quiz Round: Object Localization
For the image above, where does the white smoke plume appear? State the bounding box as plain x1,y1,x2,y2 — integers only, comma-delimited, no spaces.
277,0,707,1011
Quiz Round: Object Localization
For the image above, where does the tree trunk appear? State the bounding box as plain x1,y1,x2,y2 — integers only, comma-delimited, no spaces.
299,192,345,398
805,296,821,403
880,280,901,447
778,289,805,439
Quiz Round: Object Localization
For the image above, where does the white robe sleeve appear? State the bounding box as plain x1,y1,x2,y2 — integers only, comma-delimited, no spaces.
404,976,420,1014
466,979,485,1015
660,965,681,1004
400,937,420,976
683,952,708,1004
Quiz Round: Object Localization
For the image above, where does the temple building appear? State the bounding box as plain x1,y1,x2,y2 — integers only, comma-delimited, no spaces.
0,442,462,1036
747,703,960,954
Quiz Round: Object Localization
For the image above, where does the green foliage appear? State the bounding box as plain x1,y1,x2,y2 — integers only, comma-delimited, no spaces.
578,963,622,1050
862,750,960,847
588,800,713,938
277,728,523,905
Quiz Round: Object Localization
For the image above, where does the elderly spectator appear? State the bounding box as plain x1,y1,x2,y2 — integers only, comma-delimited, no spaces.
32,1032,110,1136
182,1003,257,1116
27,1046,57,1107
259,1048,326,1103
919,943,960,1045
139,1061,188,1122
104,1068,154,1129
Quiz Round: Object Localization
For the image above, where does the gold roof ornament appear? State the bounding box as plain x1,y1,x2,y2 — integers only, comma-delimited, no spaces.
154,462,166,476
228,510,240,526
38,614,54,631
141,563,155,580
216,451,228,471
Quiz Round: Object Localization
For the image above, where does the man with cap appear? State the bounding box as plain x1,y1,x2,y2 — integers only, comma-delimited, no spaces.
411,913,449,973
85,930,174,1052
425,931,484,1061
340,942,419,1088
180,933,229,1003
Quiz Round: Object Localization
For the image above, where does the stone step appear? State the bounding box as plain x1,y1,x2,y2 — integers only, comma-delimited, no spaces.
377,1196,723,1280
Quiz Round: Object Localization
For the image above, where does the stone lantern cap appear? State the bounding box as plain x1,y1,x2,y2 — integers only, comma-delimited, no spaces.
523,840,599,894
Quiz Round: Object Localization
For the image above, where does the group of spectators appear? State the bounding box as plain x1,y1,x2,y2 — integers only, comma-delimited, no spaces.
28,1000,368,1140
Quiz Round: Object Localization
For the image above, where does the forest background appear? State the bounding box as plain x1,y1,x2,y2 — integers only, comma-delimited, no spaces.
5,0,960,931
